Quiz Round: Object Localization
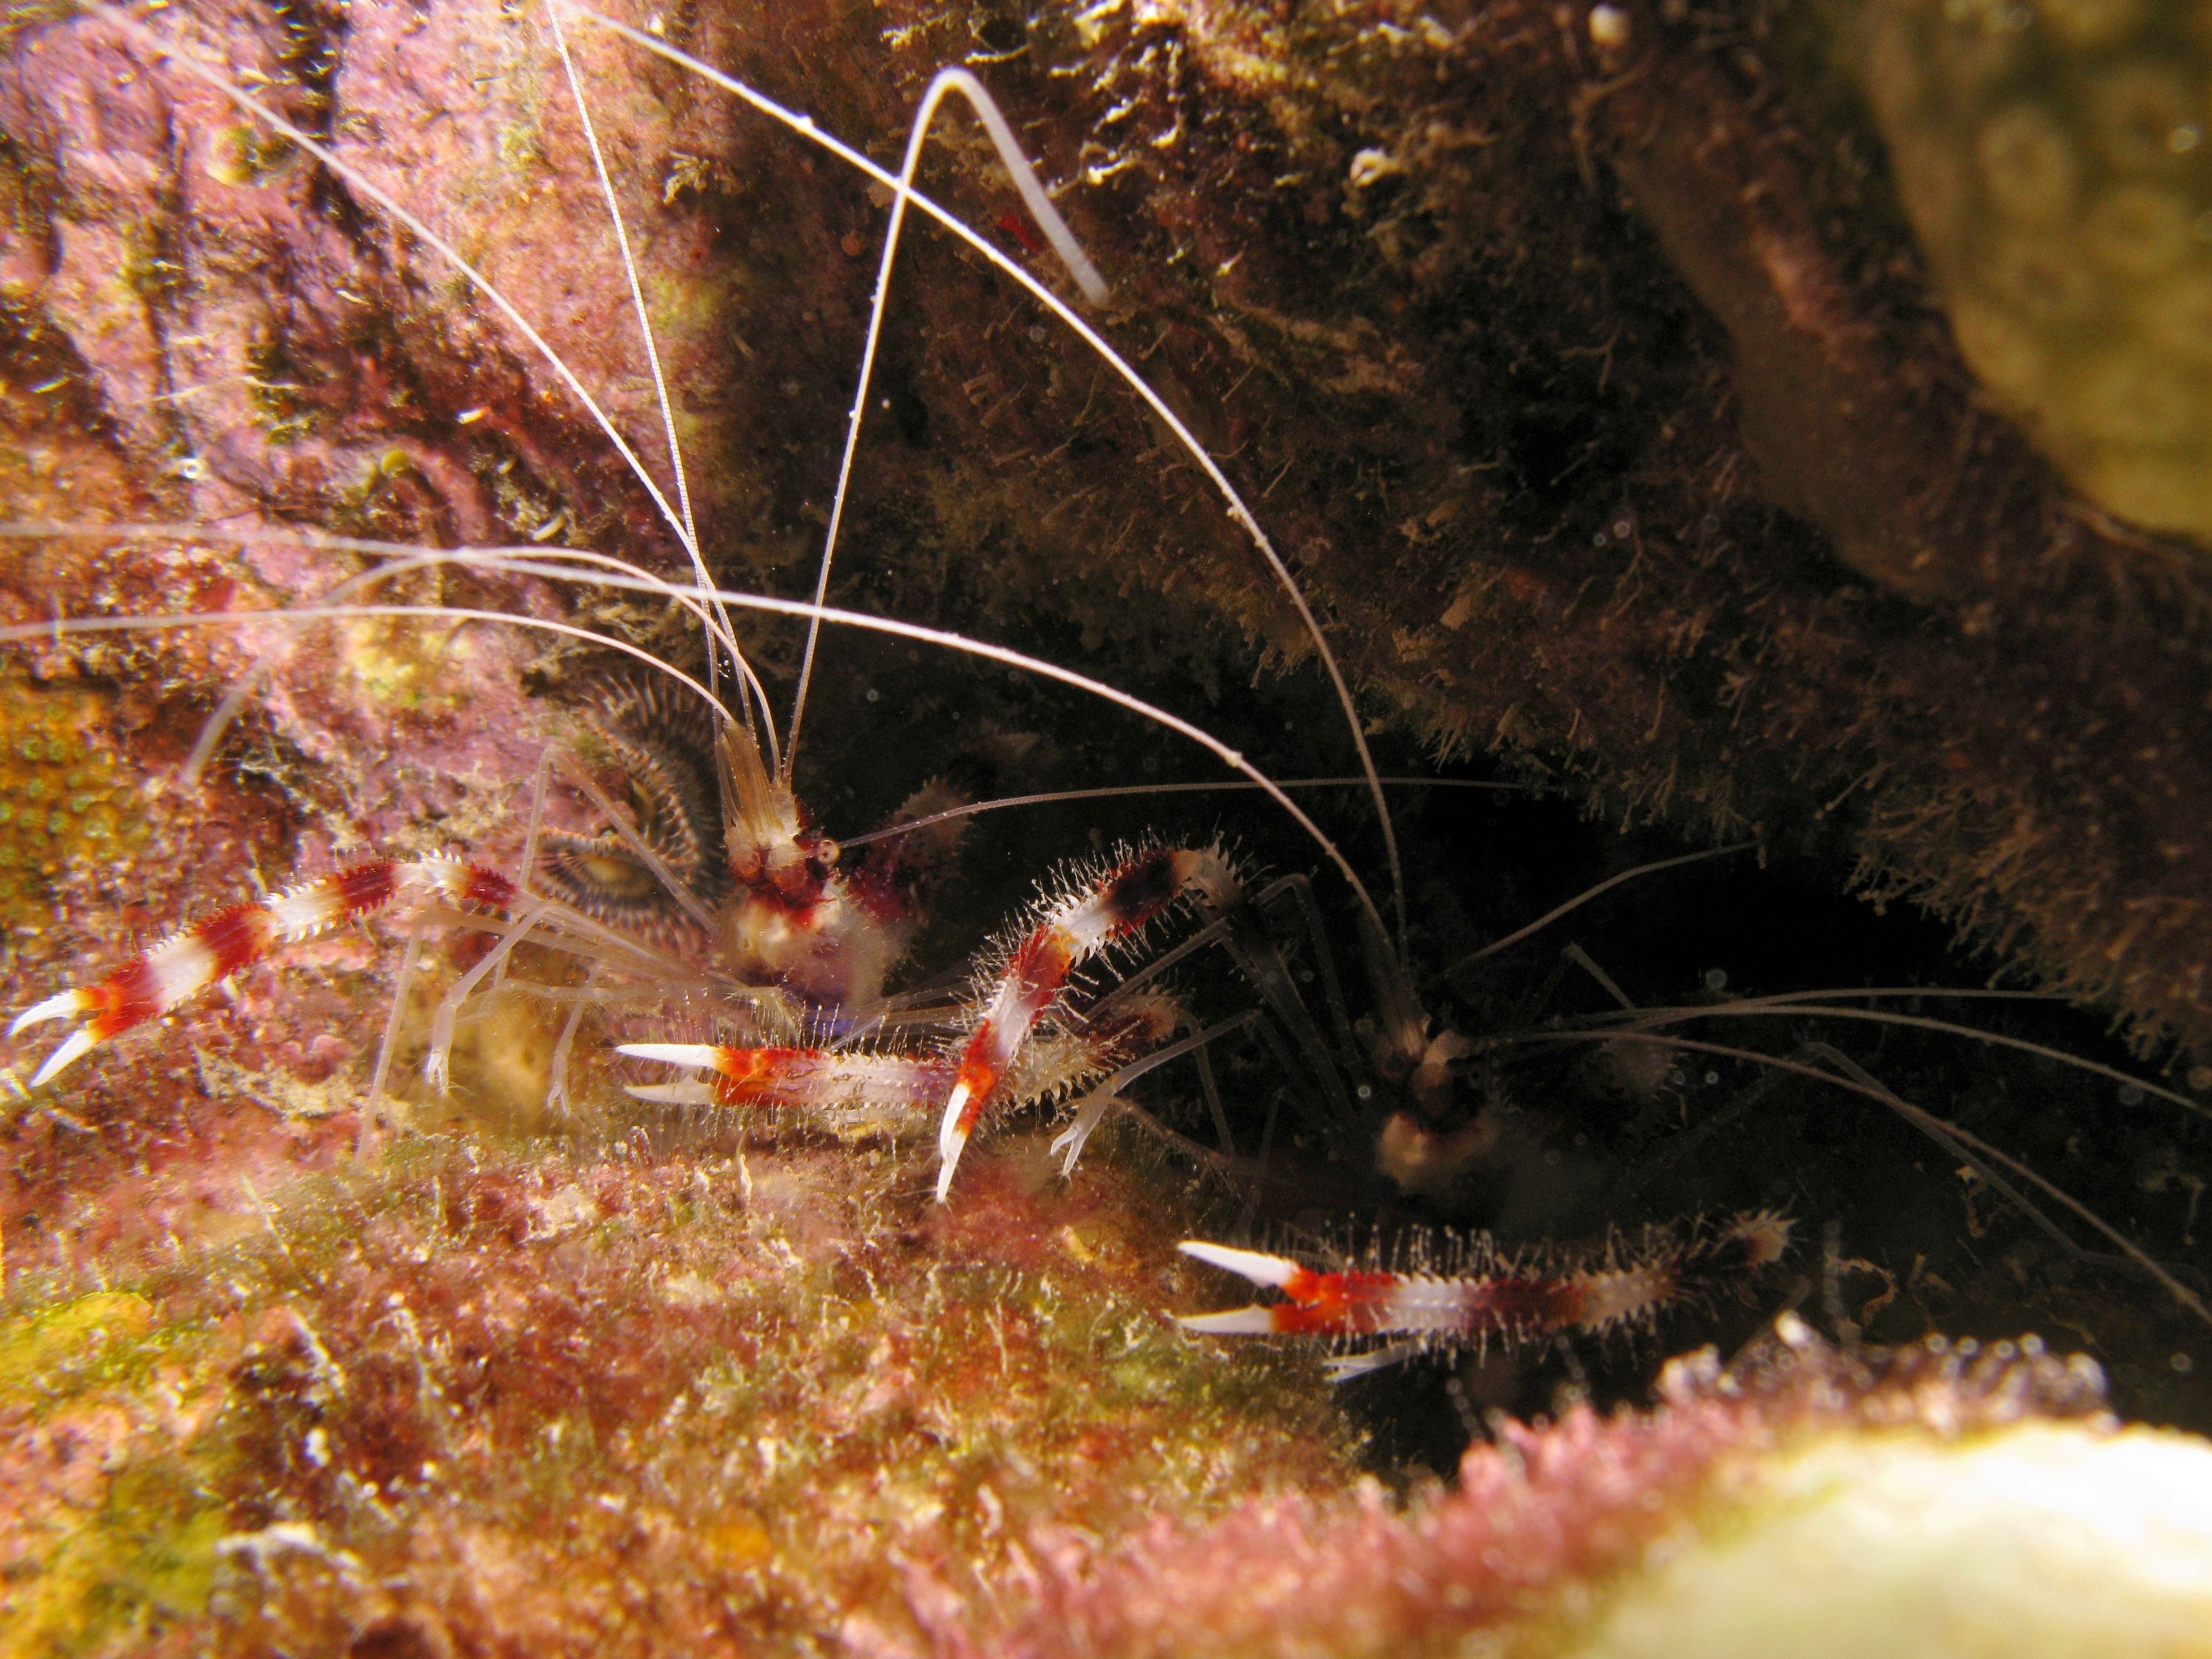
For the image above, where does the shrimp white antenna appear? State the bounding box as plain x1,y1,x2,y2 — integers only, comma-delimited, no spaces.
568,10,1411,948
0,524,773,787
784,66,1106,774
541,0,746,720
0,601,738,728
5,582,1387,938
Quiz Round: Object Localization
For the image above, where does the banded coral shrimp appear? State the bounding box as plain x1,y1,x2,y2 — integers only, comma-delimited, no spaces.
0,0,2205,1473
0,0,1448,1231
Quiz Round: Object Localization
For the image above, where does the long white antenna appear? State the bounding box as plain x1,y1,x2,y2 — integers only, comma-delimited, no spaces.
571,9,1411,950
7,580,1389,942
784,66,1106,775
0,523,771,789
541,0,752,734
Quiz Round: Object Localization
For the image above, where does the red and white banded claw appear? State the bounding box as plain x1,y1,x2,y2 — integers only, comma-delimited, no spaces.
8,855,515,1087
1176,1215,1792,1380
931,844,1238,1202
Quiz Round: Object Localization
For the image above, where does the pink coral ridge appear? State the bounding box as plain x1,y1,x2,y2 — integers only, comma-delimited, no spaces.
942,1322,2110,1659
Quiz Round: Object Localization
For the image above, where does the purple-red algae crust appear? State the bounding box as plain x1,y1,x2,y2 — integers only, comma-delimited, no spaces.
952,1319,2118,1659
0,1131,1357,1656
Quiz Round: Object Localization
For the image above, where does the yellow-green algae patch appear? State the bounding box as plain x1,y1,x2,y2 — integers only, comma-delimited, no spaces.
0,1291,156,1402
0,671,147,936
0,1290,235,1658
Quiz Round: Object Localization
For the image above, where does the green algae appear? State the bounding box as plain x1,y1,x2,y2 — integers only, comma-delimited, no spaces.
0,674,148,936
0,1290,234,1658
0,1290,161,1403
6,1467,230,1659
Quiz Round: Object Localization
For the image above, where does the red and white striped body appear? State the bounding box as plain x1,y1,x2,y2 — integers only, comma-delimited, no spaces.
1178,1214,1792,1378
712,716,930,1013
717,808,908,1013
10,856,517,1087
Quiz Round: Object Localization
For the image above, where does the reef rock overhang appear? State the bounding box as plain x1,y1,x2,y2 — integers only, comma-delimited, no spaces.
2,0,2211,1052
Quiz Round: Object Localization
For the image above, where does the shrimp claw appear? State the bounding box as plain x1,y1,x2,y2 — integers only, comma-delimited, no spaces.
9,856,517,1086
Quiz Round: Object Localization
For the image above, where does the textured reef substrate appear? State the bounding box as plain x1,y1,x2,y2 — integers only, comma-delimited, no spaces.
7,1141,2209,1659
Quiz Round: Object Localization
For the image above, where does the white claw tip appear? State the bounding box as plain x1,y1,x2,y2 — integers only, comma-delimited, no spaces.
1048,1130,1085,1180
1177,1306,1281,1335
616,1043,726,1070
933,1083,975,1203
1323,1344,1418,1382
29,1027,98,1088
10,990,88,1037
622,1082,717,1106
933,1123,969,1205
1176,1239,1301,1289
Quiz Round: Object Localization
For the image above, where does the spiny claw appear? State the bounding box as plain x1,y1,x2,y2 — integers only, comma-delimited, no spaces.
1176,1239,1302,1288
28,1027,98,1088
9,989,91,1037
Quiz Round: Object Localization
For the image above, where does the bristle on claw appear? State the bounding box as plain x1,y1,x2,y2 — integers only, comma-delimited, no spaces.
932,843,1238,1200
1178,1213,1792,1380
